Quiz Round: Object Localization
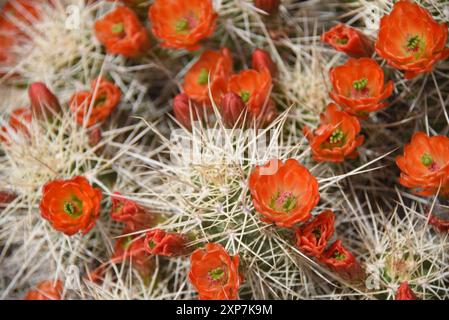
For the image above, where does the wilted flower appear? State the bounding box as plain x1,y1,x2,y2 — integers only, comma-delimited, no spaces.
70,77,121,127
375,1,449,79
295,210,335,257
39,176,102,236
303,104,364,162
322,24,374,58
144,229,186,257
249,159,320,228
189,243,240,300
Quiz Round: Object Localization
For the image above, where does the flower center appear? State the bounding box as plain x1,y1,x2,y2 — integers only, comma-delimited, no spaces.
333,251,346,261
312,228,322,239
94,95,107,107
208,267,225,282
353,78,368,91
329,129,344,145
270,191,297,212
111,22,124,34
63,196,82,217
122,235,133,249
335,37,348,45
175,19,189,33
240,91,250,103
148,239,156,249
420,153,439,171
406,35,421,52
64,202,74,215
197,68,209,85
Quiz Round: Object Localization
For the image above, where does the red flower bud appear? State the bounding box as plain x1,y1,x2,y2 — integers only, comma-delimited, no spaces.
254,0,280,15
173,93,201,130
252,49,277,77
319,240,364,282
395,282,418,300
428,213,449,233
110,192,154,231
28,82,61,119
88,127,102,147
220,92,246,128
144,229,187,257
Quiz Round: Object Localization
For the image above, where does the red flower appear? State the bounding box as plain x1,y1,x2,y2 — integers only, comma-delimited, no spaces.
252,48,277,77
321,24,374,58
396,132,449,196
110,192,154,231
375,1,449,79
24,280,63,300
303,104,364,163
94,6,150,58
39,176,102,236
28,82,61,119
149,0,217,51
220,92,246,128
1,108,32,143
228,68,272,117
395,282,418,300
189,243,240,300
329,58,394,116
295,210,335,258
254,0,280,15
173,93,203,130
70,77,121,127
144,229,186,257
0,0,43,36
319,240,364,282
428,213,449,233
249,159,320,228
88,228,152,282
183,48,233,105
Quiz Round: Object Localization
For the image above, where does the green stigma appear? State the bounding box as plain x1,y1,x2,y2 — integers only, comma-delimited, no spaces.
240,91,250,103
64,202,75,215
122,235,133,249
111,23,124,34
148,240,155,249
197,68,209,85
175,19,189,33
335,37,348,45
208,267,225,281
420,153,433,167
329,129,344,144
406,35,421,51
353,78,368,90
333,251,346,261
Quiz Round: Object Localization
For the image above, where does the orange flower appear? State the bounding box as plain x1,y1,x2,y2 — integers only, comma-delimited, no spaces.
396,132,449,196
0,0,42,35
24,280,63,300
94,6,150,58
319,240,364,282
375,1,449,79
395,282,417,300
321,24,374,58
1,107,32,143
189,243,240,300
295,210,335,258
329,58,394,116
183,48,233,105
39,176,102,236
228,68,272,116
144,229,186,257
110,192,154,231
70,77,121,127
249,159,320,228
303,104,364,163
149,0,217,51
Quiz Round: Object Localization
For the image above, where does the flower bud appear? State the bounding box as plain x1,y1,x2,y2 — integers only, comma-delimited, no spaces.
88,127,102,147
220,92,246,128
252,48,277,77
0,190,17,206
173,93,200,130
28,82,61,119
254,0,280,15
395,282,418,300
